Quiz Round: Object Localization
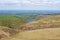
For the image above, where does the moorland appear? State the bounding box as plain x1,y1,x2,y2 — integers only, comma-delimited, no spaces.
0,12,60,40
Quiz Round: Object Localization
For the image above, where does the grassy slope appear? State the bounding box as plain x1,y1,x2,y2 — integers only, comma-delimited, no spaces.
2,15,60,40
0,16,26,22
23,15,60,28
3,28,60,40
0,16,27,28
1,15,60,40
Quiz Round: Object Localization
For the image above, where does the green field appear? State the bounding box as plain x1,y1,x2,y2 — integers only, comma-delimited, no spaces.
0,16,27,28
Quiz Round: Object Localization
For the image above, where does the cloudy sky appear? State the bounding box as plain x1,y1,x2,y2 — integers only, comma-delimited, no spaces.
0,0,60,10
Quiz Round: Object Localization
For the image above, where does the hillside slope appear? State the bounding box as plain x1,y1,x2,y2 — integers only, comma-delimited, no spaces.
3,28,60,40
1,15,60,40
0,27,17,40
15,15,60,31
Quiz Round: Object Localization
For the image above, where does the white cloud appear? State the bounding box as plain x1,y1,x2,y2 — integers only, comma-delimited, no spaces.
0,0,20,4
0,0,21,10
21,0,31,4
0,0,60,10
0,0,60,5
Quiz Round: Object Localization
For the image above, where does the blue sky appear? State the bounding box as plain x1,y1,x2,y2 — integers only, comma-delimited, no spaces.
0,0,60,10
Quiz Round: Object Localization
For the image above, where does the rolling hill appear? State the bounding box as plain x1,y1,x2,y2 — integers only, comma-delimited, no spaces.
1,15,60,40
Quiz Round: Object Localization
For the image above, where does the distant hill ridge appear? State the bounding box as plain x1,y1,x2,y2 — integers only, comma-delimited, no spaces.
0,10,60,15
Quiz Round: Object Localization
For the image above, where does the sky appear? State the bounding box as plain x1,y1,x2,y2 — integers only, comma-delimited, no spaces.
0,0,60,10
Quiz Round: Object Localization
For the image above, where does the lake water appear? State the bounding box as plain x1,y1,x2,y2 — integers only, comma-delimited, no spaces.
27,19,35,22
